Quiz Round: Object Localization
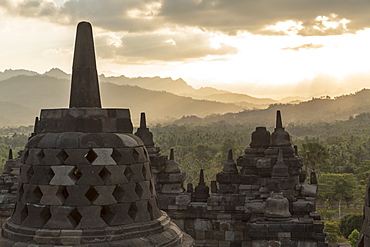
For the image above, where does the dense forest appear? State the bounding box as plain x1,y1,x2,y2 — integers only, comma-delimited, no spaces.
1,113,370,243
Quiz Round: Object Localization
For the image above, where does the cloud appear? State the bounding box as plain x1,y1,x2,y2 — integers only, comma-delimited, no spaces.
283,43,324,51
159,0,370,36
95,30,238,61
1,0,370,36
2,0,58,18
1,0,240,61
1,0,165,31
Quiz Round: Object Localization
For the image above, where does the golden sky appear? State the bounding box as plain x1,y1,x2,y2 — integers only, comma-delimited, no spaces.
1,0,370,99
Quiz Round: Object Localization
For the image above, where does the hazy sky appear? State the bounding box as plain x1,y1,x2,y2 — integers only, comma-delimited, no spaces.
1,0,370,98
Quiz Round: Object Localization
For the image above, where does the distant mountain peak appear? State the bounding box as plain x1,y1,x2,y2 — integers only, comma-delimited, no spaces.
0,69,39,81
43,68,70,80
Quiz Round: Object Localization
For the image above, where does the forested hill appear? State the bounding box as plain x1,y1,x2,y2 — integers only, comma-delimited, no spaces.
175,89,370,126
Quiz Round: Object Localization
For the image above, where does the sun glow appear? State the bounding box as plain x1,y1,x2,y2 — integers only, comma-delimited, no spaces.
314,14,350,31
127,2,161,19
265,20,303,35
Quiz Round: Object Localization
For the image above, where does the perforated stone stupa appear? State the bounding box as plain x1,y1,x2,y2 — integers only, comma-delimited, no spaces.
0,21,189,247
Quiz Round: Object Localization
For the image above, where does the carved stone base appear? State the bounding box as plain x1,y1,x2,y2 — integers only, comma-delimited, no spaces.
0,211,190,246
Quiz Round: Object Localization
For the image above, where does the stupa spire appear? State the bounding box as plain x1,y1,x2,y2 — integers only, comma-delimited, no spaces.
140,112,147,129
228,149,233,160
199,169,205,185
272,149,289,178
134,112,155,148
222,149,238,174
69,21,101,108
8,149,13,160
33,117,39,134
276,110,283,129
194,169,209,202
170,148,174,160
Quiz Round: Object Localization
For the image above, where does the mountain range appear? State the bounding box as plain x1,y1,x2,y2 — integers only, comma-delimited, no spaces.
0,69,249,126
0,68,368,127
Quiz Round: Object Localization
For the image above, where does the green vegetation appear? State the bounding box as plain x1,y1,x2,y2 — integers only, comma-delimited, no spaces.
0,126,31,171
299,142,330,175
339,214,363,239
348,229,360,247
324,222,340,243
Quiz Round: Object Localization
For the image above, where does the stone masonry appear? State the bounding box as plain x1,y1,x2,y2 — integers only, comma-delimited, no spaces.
0,150,21,224
144,110,327,247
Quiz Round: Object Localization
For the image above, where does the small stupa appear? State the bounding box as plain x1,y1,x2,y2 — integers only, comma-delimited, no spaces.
194,169,209,202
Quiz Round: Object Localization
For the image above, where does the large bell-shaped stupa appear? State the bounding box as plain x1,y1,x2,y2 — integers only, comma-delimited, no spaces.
0,21,188,246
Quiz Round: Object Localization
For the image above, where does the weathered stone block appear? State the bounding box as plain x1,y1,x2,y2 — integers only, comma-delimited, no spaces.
44,206,76,229
25,148,44,165
79,134,105,148
91,148,116,166
256,158,271,169
19,165,32,184
219,184,239,194
157,194,176,209
112,147,136,165
29,166,54,185
50,166,76,186
176,194,191,206
301,184,317,197
130,164,145,182
216,173,241,184
160,183,184,194
292,200,315,213
75,166,105,185
9,202,27,225
64,149,90,165
157,173,186,183
92,185,116,205
116,183,140,203
195,230,206,240
104,165,129,185
102,203,134,226
101,118,118,133
76,206,107,229
22,204,50,228
134,147,147,163
25,134,44,149
37,133,61,149
194,219,211,231
132,200,151,223
116,134,139,148
56,132,82,149
116,118,134,133
64,185,91,206
21,184,42,204
39,185,64,205
245,200,266,214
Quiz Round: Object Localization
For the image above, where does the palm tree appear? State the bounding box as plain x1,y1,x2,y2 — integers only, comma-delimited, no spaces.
300,142,330,177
